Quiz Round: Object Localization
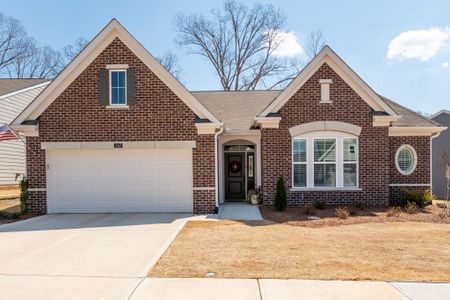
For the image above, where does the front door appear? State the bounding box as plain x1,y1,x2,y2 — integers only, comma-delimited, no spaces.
225,153,245,201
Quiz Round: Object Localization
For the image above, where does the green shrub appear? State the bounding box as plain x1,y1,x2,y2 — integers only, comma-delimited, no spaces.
335,207,350,219
19,177,29,213
401,190,433,208
274,176,287,211
0,211,21,220
313,200,326,210
302,204,315,215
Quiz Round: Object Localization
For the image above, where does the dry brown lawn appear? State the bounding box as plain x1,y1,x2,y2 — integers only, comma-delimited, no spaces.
149,220,450,282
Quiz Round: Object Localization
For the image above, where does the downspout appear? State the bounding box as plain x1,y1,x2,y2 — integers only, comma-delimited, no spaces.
214,125,224,213
430,131,442,196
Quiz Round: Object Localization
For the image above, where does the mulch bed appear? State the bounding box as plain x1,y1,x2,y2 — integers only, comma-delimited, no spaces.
259,205,450,228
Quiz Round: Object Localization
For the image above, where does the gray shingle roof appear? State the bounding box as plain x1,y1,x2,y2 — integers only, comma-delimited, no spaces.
0,79,48,97
380,96,441,127
193,90,280,131
193,90,442,130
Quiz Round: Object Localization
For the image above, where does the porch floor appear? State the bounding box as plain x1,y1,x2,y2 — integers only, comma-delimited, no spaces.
219,203,263,221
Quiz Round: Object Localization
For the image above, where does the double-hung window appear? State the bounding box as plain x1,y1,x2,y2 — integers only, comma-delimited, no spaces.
292,133,358,189
313,139,336,187
293,139,307,187
110,70,127,105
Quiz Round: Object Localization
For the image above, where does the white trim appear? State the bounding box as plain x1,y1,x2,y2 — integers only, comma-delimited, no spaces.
430,131,442,195
373,115,401,127
254,117,281,129
109,69,127,106
193,187,215,191
41,141,196,150
195,122,223,134
389,183,430,187
13,19,219,125
289,121,362,137
106,105,129,109
291,188,362,191
0,81,50,101
430,109,450,119
28,188,46,192
106,64,129,69
389,126,447,136
260,46,398,117
10,124,38,137
395,144,417,175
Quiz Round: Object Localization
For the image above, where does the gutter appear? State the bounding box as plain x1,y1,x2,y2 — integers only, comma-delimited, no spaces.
430,131,443,195
214,124,224,213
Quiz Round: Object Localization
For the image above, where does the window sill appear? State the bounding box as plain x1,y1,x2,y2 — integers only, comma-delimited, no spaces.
319,100,332,104
290,187,362,192
106,105,129,109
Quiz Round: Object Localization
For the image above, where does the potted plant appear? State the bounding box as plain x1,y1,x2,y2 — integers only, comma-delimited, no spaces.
247,187,262,205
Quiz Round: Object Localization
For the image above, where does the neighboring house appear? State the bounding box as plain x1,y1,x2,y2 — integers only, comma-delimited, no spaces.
430,110,450,199
11,20,446,214
0,79,50,186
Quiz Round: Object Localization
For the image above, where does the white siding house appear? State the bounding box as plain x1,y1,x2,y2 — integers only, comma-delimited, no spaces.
0,80,50,185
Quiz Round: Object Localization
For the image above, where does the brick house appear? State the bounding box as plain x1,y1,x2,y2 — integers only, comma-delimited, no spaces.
12,20,446,214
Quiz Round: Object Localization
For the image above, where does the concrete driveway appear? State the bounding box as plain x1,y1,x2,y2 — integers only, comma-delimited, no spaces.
0,213,196,299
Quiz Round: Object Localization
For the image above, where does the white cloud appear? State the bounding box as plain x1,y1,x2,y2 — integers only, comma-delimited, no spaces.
442,62,449,68
387,27,450,61
272,31,304,57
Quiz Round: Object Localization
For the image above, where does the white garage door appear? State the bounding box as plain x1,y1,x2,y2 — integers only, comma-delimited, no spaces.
46,148,193,213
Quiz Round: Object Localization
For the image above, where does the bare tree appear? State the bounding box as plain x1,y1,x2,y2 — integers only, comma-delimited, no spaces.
156,51,182,79
175,0,325,90
7,42,63,78
62,37,88,64
0,13,29,72
305,30,326,59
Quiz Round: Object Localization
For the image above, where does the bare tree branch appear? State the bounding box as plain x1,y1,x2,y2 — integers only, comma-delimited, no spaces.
156,51,182,80
304,30,326,59
0,13,29,72
62,37,88,64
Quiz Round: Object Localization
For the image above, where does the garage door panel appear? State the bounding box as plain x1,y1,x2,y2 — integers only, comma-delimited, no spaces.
47,148,193,213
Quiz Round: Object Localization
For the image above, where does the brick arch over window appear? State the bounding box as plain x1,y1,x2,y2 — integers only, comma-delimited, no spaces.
288,121,362,137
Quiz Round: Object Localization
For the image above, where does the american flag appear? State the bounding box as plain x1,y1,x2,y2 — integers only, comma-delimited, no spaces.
0,125,17,141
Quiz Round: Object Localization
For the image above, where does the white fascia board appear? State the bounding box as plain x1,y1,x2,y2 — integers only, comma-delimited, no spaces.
389,126,447,136
259,46,398,117
14,19,219,124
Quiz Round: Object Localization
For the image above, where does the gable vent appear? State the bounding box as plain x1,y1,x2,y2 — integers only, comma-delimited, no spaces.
319,79,332,103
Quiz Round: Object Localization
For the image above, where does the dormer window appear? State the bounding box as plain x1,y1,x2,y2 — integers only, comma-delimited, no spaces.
110,70,127,105
319,79,332,103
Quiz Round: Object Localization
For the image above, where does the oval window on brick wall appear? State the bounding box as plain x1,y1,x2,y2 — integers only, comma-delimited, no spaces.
395,144,417,175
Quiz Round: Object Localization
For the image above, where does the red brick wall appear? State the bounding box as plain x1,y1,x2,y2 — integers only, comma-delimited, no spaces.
26,38,216,214
261,63,390,207
389,136,431,205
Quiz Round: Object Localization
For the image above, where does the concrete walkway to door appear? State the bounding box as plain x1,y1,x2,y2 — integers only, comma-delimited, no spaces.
219,203,263,220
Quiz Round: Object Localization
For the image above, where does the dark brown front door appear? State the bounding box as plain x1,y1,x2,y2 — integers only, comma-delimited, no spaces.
225,153,245,201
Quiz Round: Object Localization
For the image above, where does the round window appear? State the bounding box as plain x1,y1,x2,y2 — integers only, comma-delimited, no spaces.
395,145,417,175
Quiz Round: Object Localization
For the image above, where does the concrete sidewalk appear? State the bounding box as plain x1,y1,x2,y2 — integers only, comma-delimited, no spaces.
130,278,450,300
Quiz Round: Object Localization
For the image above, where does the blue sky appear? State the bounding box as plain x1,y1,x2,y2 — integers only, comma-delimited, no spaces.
2,0,449,114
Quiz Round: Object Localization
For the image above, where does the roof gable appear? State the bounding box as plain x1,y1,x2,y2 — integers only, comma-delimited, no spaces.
14,19,219,124
259,46,397,117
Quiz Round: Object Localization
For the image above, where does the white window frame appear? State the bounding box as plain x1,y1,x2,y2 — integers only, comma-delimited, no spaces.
109,69,127,106
292,139,307,188
313,137,337,188
395,144,417,175
291,131,359,190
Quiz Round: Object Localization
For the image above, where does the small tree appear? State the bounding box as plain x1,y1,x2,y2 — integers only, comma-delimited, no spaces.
19,177,28,213
274,176,287,211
